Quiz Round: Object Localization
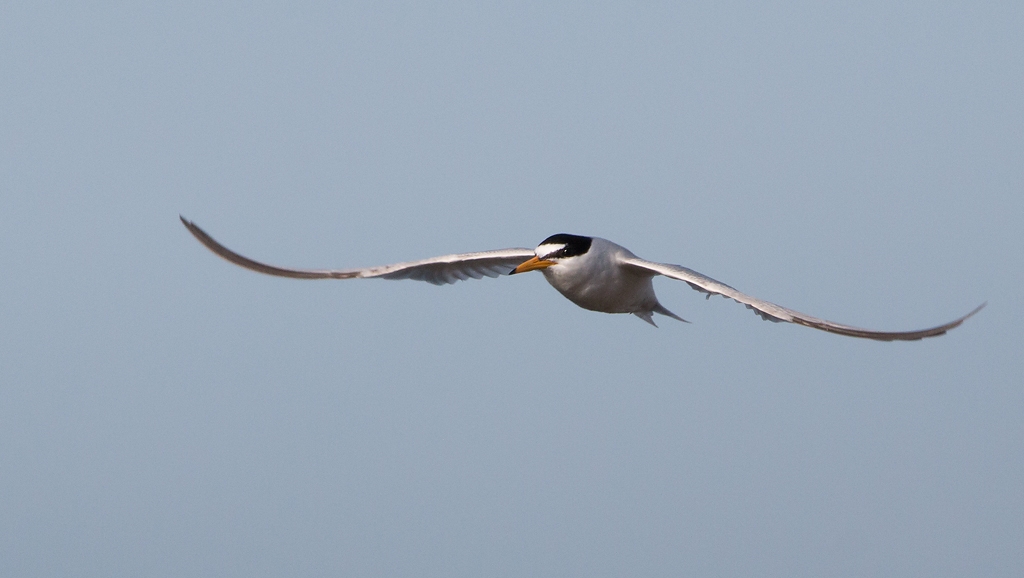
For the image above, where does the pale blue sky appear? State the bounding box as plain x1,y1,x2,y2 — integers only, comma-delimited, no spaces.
2,2,1022,577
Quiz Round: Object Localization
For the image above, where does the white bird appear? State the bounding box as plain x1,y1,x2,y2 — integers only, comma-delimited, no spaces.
180,216,983,341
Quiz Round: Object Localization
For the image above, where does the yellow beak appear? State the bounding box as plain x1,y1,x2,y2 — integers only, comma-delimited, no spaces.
510,256,556,274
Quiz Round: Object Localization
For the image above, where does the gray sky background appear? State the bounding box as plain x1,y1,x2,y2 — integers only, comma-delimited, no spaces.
2,2,1022,577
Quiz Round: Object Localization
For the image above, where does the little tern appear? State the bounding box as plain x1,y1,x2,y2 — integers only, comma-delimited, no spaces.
181,216,982,341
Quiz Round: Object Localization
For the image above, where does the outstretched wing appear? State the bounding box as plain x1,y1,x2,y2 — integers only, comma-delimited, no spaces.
621,257,984,341
181,216,535,286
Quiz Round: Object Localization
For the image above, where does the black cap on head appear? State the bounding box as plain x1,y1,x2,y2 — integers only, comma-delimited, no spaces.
537,234,593,259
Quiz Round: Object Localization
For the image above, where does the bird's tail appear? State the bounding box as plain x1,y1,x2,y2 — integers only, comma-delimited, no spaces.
653,303,688,324
634,304,689,327
633,311,659,327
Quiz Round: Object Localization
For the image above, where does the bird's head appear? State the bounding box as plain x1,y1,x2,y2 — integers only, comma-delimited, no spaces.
510,233,593,274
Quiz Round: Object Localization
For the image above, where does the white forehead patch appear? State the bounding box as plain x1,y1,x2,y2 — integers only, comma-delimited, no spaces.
535,243,565,259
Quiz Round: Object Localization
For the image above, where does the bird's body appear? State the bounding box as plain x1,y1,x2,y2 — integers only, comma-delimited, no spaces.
534,237,681,325
180,216,983,341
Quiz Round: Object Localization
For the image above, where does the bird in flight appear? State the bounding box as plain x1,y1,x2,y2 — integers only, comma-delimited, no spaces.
180,216,982,341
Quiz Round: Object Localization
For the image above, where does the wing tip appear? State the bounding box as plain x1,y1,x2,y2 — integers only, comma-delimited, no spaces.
793,301,986,341
964,301,987,319
179,215,206,241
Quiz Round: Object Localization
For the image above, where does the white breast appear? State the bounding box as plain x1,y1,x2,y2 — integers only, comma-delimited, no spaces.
540,238,659,314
